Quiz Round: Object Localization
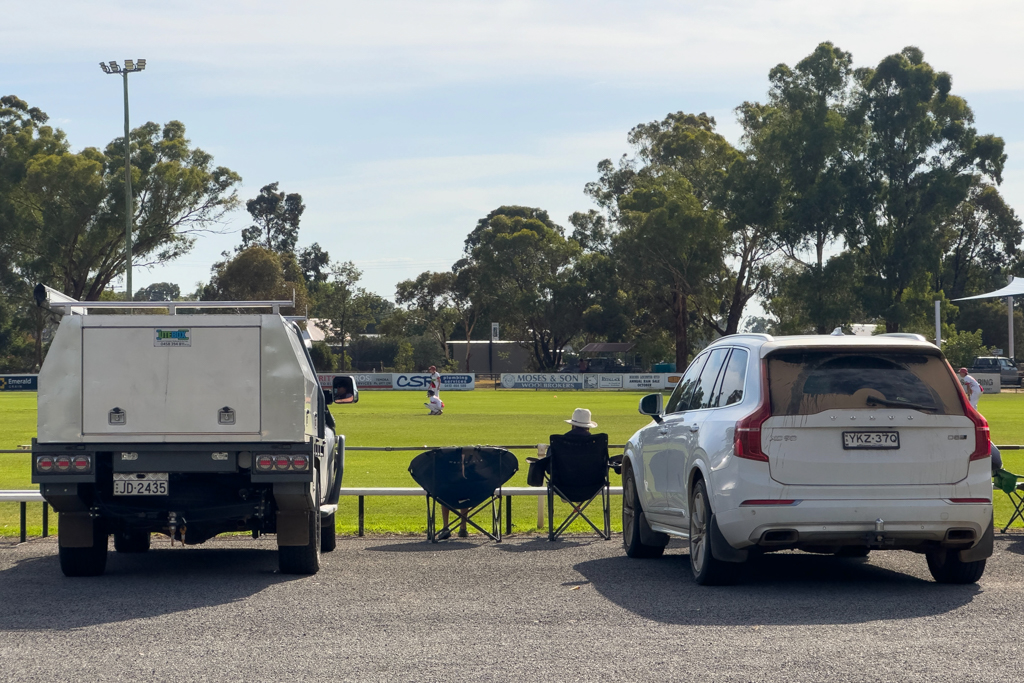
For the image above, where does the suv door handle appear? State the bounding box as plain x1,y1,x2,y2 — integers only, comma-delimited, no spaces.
689,424,699,433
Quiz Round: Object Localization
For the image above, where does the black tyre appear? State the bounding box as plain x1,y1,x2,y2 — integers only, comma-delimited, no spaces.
59,516,108,577
622,463,665,559
836,546,871,558
926,548,986,584
689,479,735,585
321,511,337,553
279,478,322,575
114,530,151,553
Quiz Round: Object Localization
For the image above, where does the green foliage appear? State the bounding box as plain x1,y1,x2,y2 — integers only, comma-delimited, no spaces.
392,340,414,371
133,282,181,301
309,341,337,372
942,329,992,369
311,262,375,370
203,246,308,315
239,182,304,254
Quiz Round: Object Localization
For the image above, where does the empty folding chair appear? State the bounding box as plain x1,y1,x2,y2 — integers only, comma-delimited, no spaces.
994,468,1024,532
543,433,612,541
408,446,518,543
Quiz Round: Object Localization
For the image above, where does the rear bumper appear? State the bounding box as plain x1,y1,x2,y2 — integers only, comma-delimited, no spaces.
716,498,993,553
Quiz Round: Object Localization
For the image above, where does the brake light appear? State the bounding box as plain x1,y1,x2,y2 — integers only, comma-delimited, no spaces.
36,456,54,472
949,498,990,503
55,456,72,471
291,455,308,471
255,455,274,471
948,361,991,461
72,456,91,472
734,360,771,462
274,456,291,471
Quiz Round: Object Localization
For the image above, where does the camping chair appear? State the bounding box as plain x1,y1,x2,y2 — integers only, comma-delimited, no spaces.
543,433,612,541
994,468,1024,532
408,446,519,543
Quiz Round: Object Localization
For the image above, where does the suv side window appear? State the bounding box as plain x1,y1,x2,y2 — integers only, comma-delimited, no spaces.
691,349,729,410
712,349,749,407
666,353,708,414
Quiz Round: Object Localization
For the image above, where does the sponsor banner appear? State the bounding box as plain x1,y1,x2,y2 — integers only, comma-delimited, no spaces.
501,372,684,390
0,375,38,391
317,373,475,391
974,373,1000,395
154,328,191,347
501,373,584,390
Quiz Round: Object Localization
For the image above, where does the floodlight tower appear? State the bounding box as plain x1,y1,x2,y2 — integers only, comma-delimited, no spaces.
99,59,146,301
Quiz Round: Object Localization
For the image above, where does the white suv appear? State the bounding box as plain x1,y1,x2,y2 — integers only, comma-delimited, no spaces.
622,333,993,585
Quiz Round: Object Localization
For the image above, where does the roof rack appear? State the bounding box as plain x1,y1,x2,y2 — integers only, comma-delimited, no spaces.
34,284,295,316
720,333,775,342
877,333,929,342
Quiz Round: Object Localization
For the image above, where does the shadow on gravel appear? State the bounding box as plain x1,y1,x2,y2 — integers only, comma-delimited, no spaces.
999,536,1024,555
496,537,583,553
575,551,979,626
0,543,301,631
366,540,478,552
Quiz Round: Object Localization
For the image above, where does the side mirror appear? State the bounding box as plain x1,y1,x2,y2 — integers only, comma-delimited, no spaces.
639,393,664,424
332,375,359,404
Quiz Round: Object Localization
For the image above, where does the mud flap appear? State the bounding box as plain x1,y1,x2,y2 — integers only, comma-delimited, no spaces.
277,511,310,546
638,511,669,547
58,512,97,548
959,517,994,563
710,513,748,563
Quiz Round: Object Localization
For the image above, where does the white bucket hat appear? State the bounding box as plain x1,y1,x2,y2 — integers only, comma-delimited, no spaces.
566,407,597,428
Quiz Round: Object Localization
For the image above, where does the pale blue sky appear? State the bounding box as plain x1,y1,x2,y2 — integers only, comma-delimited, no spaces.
4,1,1024,299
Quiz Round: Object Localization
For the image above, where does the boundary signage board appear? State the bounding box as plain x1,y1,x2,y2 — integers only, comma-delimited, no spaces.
501,373,684,390
0,375,38,391
317,373,476,391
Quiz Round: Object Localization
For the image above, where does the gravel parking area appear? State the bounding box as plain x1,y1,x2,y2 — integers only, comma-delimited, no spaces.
1,533,1023,682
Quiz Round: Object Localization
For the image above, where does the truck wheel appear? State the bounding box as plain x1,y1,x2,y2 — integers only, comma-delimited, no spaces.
321,512,337,553
59,517,108,577
926,548,986,584
114,530,151,553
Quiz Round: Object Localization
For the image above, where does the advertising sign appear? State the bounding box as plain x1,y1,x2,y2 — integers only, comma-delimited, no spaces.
500,373,584,390
317,373,476,391
0,375,37,391
500,372,683,391
973,372,1001,395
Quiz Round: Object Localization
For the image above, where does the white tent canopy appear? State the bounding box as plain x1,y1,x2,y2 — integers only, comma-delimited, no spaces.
953,277,1021,360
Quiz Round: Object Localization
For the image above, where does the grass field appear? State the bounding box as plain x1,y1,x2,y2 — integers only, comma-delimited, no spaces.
4,389,1024,537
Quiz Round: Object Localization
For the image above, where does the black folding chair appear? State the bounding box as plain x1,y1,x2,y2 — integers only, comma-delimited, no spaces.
408,446,518,543
544,433,612,541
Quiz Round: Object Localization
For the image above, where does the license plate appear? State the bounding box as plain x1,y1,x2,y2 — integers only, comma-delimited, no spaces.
113,473,169,495
843,431,900,450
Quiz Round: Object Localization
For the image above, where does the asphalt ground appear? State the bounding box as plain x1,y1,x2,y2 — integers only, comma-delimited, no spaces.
2,533,1023,682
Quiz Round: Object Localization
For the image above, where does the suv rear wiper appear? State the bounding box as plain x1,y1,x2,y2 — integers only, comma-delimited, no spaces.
865,395,937,413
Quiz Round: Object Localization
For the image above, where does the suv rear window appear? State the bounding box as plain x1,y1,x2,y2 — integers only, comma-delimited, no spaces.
767,350,964,416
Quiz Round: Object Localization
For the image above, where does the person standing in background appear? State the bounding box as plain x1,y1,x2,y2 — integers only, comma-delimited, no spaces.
427,365,441,398
959,367,982,409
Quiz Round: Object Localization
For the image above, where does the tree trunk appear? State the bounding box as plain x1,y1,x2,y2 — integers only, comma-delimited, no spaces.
673,287,688,370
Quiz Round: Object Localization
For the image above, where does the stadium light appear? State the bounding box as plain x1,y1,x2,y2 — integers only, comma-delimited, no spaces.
99,59,147,301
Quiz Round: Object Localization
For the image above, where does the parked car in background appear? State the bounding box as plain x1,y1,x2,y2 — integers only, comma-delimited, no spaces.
621,333,993,585
969,356,1020,386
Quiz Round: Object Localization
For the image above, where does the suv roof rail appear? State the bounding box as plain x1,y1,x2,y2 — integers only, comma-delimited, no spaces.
34,284,295,316
719,333,775,342
877,333,929,342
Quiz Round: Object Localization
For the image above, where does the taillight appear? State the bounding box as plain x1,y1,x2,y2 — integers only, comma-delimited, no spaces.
55,456,72,471
36,456,54,472
255,455,274,471
255,454,311,472
72,456,91,472
948,361,991,461
274,456,291,471
734,361,771,462
291,455,308,471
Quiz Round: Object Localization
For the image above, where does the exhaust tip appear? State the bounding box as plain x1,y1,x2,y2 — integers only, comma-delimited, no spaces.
760,529,799,545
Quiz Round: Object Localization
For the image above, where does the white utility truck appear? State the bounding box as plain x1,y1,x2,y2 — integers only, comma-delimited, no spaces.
31,286,356,577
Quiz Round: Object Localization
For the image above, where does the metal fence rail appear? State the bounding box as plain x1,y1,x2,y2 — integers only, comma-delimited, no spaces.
5,443,1022,542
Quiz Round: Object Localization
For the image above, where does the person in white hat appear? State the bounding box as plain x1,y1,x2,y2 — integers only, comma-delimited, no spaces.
564,407,597,436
